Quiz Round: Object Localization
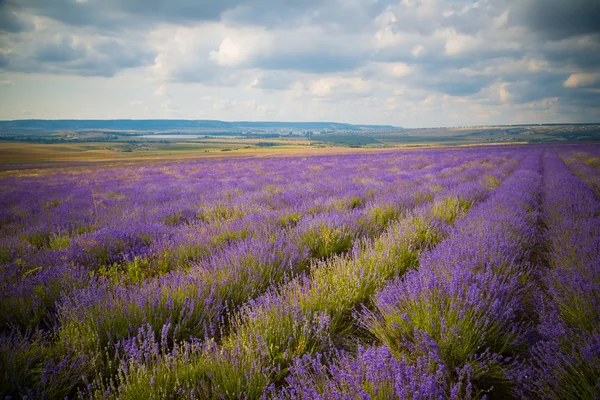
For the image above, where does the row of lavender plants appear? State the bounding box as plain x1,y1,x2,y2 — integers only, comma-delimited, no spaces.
279,147,600,400
85,153,521,398
515,152,600,398
279,151,545,399
2,144,599,399
81,154,518,398
561,145,600,198
1,151,493,329
1,149,517,398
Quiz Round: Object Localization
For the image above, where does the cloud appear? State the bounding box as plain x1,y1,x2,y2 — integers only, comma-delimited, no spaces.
1,0,600,125
1,20,156,76
511,0,600,41
209,31,269,67
210,26,369,73
0,8,35,33
307,76,373,99
441,28,480,56
0,53,8,68
498,83,513,103
3,0,232,28
149,24,227,84
502,73,569,105
540,34,600,70
34,35,85,63
384,62,414,78
564,73,599,88
150,23,370,85
246,71,297,90
4,0,389,31
411,44,425,57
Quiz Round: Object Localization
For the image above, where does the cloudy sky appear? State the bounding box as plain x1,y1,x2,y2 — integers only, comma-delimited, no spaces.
0,0,599,127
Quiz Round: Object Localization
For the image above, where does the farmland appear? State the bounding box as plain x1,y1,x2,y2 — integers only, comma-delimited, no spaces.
1,121,600,167
1,144,599,399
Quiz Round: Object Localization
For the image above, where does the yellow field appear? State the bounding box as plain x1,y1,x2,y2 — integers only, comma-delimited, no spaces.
0,140,411,177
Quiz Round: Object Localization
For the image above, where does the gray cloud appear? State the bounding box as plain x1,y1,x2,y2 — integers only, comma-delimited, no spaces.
92,39,154,70
424,76,492,97
3,31,155,77
3,0,106,28
0,53,8,68
1,0,600,124
4,0,340,29
511,0,600,41
258,53,362,73
506,74,568,104
242,45,371,77
34,35,85,63
563,89,600,109
249,72,296,90
3,0,398,33
0,7,34,32
441,5,507,35
540,34,600,70
224,0,393,30
167,63,221,84
3,0,225,28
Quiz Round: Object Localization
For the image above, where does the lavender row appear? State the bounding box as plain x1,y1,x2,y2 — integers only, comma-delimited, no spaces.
280,152,544,399
0,150,517,398
1,152,432,277
0,150,492,332
517,153,600,398
55,152,496,351
89,152,521,399
561,146,600,198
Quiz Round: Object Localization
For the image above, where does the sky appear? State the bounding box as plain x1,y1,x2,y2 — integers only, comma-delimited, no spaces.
0,0,599,127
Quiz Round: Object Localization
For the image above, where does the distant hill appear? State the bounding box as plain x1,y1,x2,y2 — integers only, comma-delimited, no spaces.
2,120,598,146
0,119,399,133
234,121,398,130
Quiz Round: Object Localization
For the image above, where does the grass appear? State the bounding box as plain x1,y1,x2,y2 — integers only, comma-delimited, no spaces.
299,221,359,259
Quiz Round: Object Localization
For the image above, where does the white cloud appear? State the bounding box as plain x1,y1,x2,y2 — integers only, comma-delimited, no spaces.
439,28,479,56
149,24,226,83
154,85,168,97
372,62,414,78
526,58,550,73
411,44,425,57
498,83,513,103
209,30,270,66
563,73,598,88
306,76,372,98
422,93,437,106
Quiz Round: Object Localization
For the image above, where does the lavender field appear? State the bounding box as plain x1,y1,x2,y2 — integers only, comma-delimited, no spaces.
1,144,599,399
